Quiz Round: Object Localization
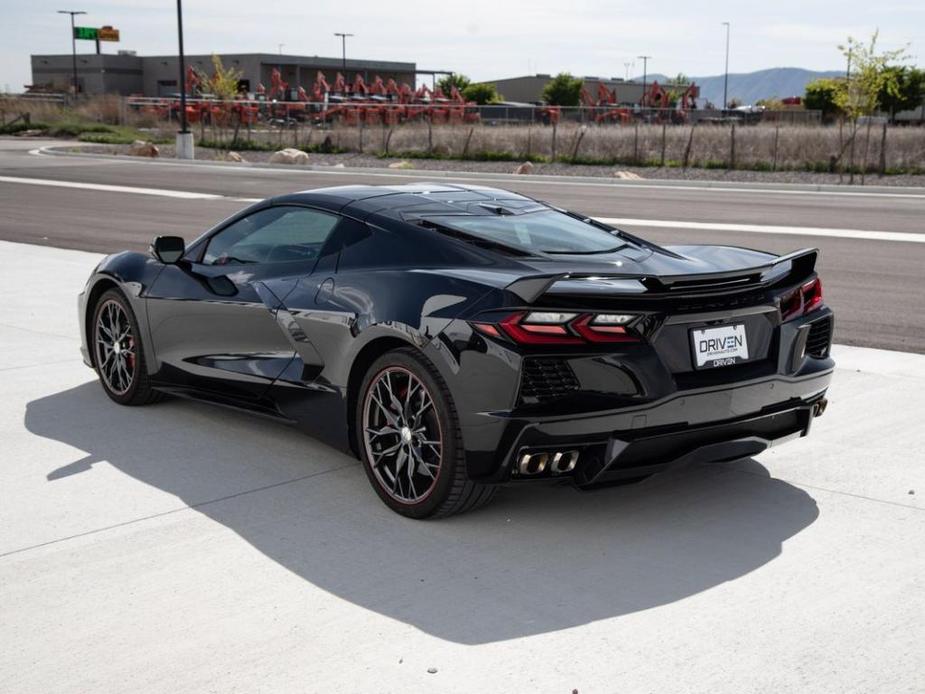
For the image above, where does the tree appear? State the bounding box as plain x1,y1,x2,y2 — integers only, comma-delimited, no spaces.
541,72,583,106
437,73,471,95
878,66,925,120
462,82,502,105
207,54,243,101
836,31,909,121
666,73,690,107
804,78,844,120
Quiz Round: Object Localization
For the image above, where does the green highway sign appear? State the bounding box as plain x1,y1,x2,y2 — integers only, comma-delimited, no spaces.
73,26,98,40
73,25,119,41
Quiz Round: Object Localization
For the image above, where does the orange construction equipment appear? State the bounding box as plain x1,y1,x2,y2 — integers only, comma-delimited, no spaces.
580,81,631,124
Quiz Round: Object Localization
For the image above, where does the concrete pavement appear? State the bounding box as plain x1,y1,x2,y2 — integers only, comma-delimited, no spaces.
0,239,923,693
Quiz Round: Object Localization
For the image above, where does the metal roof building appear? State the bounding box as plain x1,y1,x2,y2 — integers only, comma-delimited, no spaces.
30,52,417,97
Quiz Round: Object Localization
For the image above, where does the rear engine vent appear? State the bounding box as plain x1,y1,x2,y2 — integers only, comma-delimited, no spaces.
806,316,833,358
518,358,580,405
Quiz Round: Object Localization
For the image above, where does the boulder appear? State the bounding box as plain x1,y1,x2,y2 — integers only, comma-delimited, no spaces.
612,170,643,180
226,151,245,163
127,140,159,157
513,161,534,175
388,160,415,170
269,148,309,165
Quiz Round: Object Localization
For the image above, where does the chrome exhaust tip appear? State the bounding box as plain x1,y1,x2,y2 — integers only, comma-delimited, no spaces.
551,450,579,474
813,398,828,417
518,452,549,475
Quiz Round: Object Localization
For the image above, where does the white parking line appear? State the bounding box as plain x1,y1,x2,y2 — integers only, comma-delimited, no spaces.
598,217,925,244
0,175,224,200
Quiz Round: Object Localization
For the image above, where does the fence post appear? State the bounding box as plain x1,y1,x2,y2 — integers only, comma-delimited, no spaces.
771,124,780,172
427,120,433,153
660,122,667,167
682,123,695,169
728,122,736,170
633,122,639,165
551,122,558,160
878,121,888,176
358,116,364,154
462,127,474,159
571,126,586,162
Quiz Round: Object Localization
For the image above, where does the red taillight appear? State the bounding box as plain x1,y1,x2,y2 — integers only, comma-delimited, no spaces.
572,314,639,343
477,312,641,346
781,276,824,320
499,312,583,345
802,277,823,314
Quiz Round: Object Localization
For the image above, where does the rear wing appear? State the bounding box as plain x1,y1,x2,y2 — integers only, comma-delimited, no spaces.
505,248,819,303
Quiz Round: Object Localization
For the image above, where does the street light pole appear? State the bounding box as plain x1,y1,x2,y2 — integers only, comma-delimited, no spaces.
175,0,194,159
722,21,731,110
57,10,86,98
334,32,353,75
638,55,651,108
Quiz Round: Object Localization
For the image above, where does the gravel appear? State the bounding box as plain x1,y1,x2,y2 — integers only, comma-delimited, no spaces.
64,143,925,188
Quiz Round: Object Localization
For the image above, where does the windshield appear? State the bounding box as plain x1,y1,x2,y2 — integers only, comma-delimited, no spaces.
422,210,624,254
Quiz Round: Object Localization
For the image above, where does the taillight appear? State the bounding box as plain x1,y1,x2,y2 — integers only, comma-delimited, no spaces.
474,311,640,345
802,277,823,314
572,314,638,343
781,277,824,320
499,311,583,345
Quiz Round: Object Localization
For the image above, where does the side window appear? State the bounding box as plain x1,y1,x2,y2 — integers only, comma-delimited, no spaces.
203,206,340,266
336,220,468,270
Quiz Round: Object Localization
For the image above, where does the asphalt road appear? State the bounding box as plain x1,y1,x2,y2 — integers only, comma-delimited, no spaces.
2,137,924,352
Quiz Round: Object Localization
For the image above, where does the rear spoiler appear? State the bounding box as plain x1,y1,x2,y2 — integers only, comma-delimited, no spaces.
505,248,819,303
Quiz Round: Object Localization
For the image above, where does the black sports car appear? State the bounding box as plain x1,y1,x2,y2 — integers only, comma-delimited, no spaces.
78,183,834,518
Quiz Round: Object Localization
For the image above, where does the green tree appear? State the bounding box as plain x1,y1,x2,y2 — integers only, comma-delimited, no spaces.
666,72,690,107
878,66,925,119
462,82,502,104
836,31,909,120
437,73,471,95
804,78,844,120
207,54,243,101
541,72,583,106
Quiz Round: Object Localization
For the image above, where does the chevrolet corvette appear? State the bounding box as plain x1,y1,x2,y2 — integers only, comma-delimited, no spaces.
78,183,834,518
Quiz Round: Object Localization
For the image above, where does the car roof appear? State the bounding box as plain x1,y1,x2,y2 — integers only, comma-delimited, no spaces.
272,183,541,216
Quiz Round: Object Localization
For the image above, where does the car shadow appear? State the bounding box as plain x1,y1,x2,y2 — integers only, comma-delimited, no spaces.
26,381,819,645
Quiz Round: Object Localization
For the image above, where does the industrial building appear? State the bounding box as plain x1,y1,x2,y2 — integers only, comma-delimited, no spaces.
480,74,697,106
29,52,417,97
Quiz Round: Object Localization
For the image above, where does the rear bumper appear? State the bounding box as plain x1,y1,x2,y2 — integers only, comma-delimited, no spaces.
468,365,832,485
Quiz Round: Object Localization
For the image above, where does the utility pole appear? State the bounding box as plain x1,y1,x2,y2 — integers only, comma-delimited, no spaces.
175,0,193,159
638,55,651,108
278,43,285,56
334,32,354,75
722,22,731,110
57,10,86,97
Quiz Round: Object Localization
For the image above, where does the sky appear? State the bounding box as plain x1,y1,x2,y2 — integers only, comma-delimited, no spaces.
2,0,923,92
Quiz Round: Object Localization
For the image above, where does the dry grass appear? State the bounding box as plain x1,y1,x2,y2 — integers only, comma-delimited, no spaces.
324,121,924,173
3,96,923,173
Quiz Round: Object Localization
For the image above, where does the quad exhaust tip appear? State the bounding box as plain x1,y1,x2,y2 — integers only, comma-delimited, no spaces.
518,450,579,476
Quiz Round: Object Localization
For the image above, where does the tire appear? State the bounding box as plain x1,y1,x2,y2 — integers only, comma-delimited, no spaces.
91,288,164,406
356,347,497,519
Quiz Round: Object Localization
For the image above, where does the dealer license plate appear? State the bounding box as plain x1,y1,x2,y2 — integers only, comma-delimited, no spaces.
691,324,749,369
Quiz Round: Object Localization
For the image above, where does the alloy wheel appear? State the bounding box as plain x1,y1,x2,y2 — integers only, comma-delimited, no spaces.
362,366,443,504
95,298,136,396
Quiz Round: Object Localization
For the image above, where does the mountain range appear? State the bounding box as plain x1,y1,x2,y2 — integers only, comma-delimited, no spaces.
635,67,844,106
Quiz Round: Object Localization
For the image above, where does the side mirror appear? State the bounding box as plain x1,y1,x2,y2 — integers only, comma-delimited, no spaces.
151,236,185,264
